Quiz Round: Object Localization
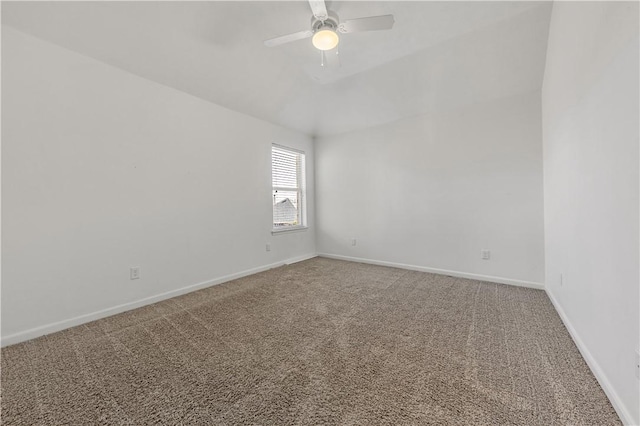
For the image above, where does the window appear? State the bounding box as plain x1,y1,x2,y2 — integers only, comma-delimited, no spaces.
272,144,306,231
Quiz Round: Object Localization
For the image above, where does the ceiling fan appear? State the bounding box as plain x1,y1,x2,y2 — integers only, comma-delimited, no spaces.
264,0,394,52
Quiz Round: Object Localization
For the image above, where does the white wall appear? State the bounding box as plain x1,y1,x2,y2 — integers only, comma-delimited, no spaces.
1,27,316,344
542,2,639,424
316,91,545,286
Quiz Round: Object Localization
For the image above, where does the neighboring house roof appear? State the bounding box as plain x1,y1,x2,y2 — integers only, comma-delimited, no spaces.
274,198,297,224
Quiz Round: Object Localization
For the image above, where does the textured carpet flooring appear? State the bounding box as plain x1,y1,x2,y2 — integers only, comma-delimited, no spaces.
1,257,620,425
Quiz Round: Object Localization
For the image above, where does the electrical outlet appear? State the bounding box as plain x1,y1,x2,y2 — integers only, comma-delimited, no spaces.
481,249,490,260
130,267,140,280
351,238,357,246
266,244,271,252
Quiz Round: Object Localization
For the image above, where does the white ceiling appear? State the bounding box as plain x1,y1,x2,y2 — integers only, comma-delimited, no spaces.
2,1,552,136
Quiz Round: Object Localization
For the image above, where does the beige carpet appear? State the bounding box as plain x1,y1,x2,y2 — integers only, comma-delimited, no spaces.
1,257,620,425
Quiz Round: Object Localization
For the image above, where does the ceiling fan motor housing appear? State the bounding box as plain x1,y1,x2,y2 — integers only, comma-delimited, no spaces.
311,11,339,33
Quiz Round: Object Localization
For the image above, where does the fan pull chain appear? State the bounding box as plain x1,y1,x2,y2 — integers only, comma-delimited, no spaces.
321,50,326,67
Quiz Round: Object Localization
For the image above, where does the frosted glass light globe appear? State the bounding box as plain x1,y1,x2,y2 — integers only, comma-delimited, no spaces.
312,29,339,51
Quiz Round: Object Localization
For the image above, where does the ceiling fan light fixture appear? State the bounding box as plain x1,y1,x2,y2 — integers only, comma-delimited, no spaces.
312,28,339,50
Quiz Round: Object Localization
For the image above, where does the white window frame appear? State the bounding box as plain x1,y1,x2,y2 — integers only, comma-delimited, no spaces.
271,144,307,234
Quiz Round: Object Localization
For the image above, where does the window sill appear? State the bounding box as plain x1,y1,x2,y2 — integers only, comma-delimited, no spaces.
271,226,308,235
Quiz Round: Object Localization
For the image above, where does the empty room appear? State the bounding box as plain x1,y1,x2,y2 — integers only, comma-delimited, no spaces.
1,1,638,424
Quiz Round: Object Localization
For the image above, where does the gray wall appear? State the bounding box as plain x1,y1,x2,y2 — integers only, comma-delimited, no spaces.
1,27,316,344
316,91,545,287
542,2,639,423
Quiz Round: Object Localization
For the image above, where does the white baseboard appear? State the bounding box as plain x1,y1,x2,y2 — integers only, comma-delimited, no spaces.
545,289,636,426
317,253,545,290
283,253,317,265
1,253,317,347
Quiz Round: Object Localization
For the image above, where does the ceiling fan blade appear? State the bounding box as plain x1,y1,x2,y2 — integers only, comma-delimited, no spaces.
338,15,395,34
264,30,313,47
308,0,328,20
